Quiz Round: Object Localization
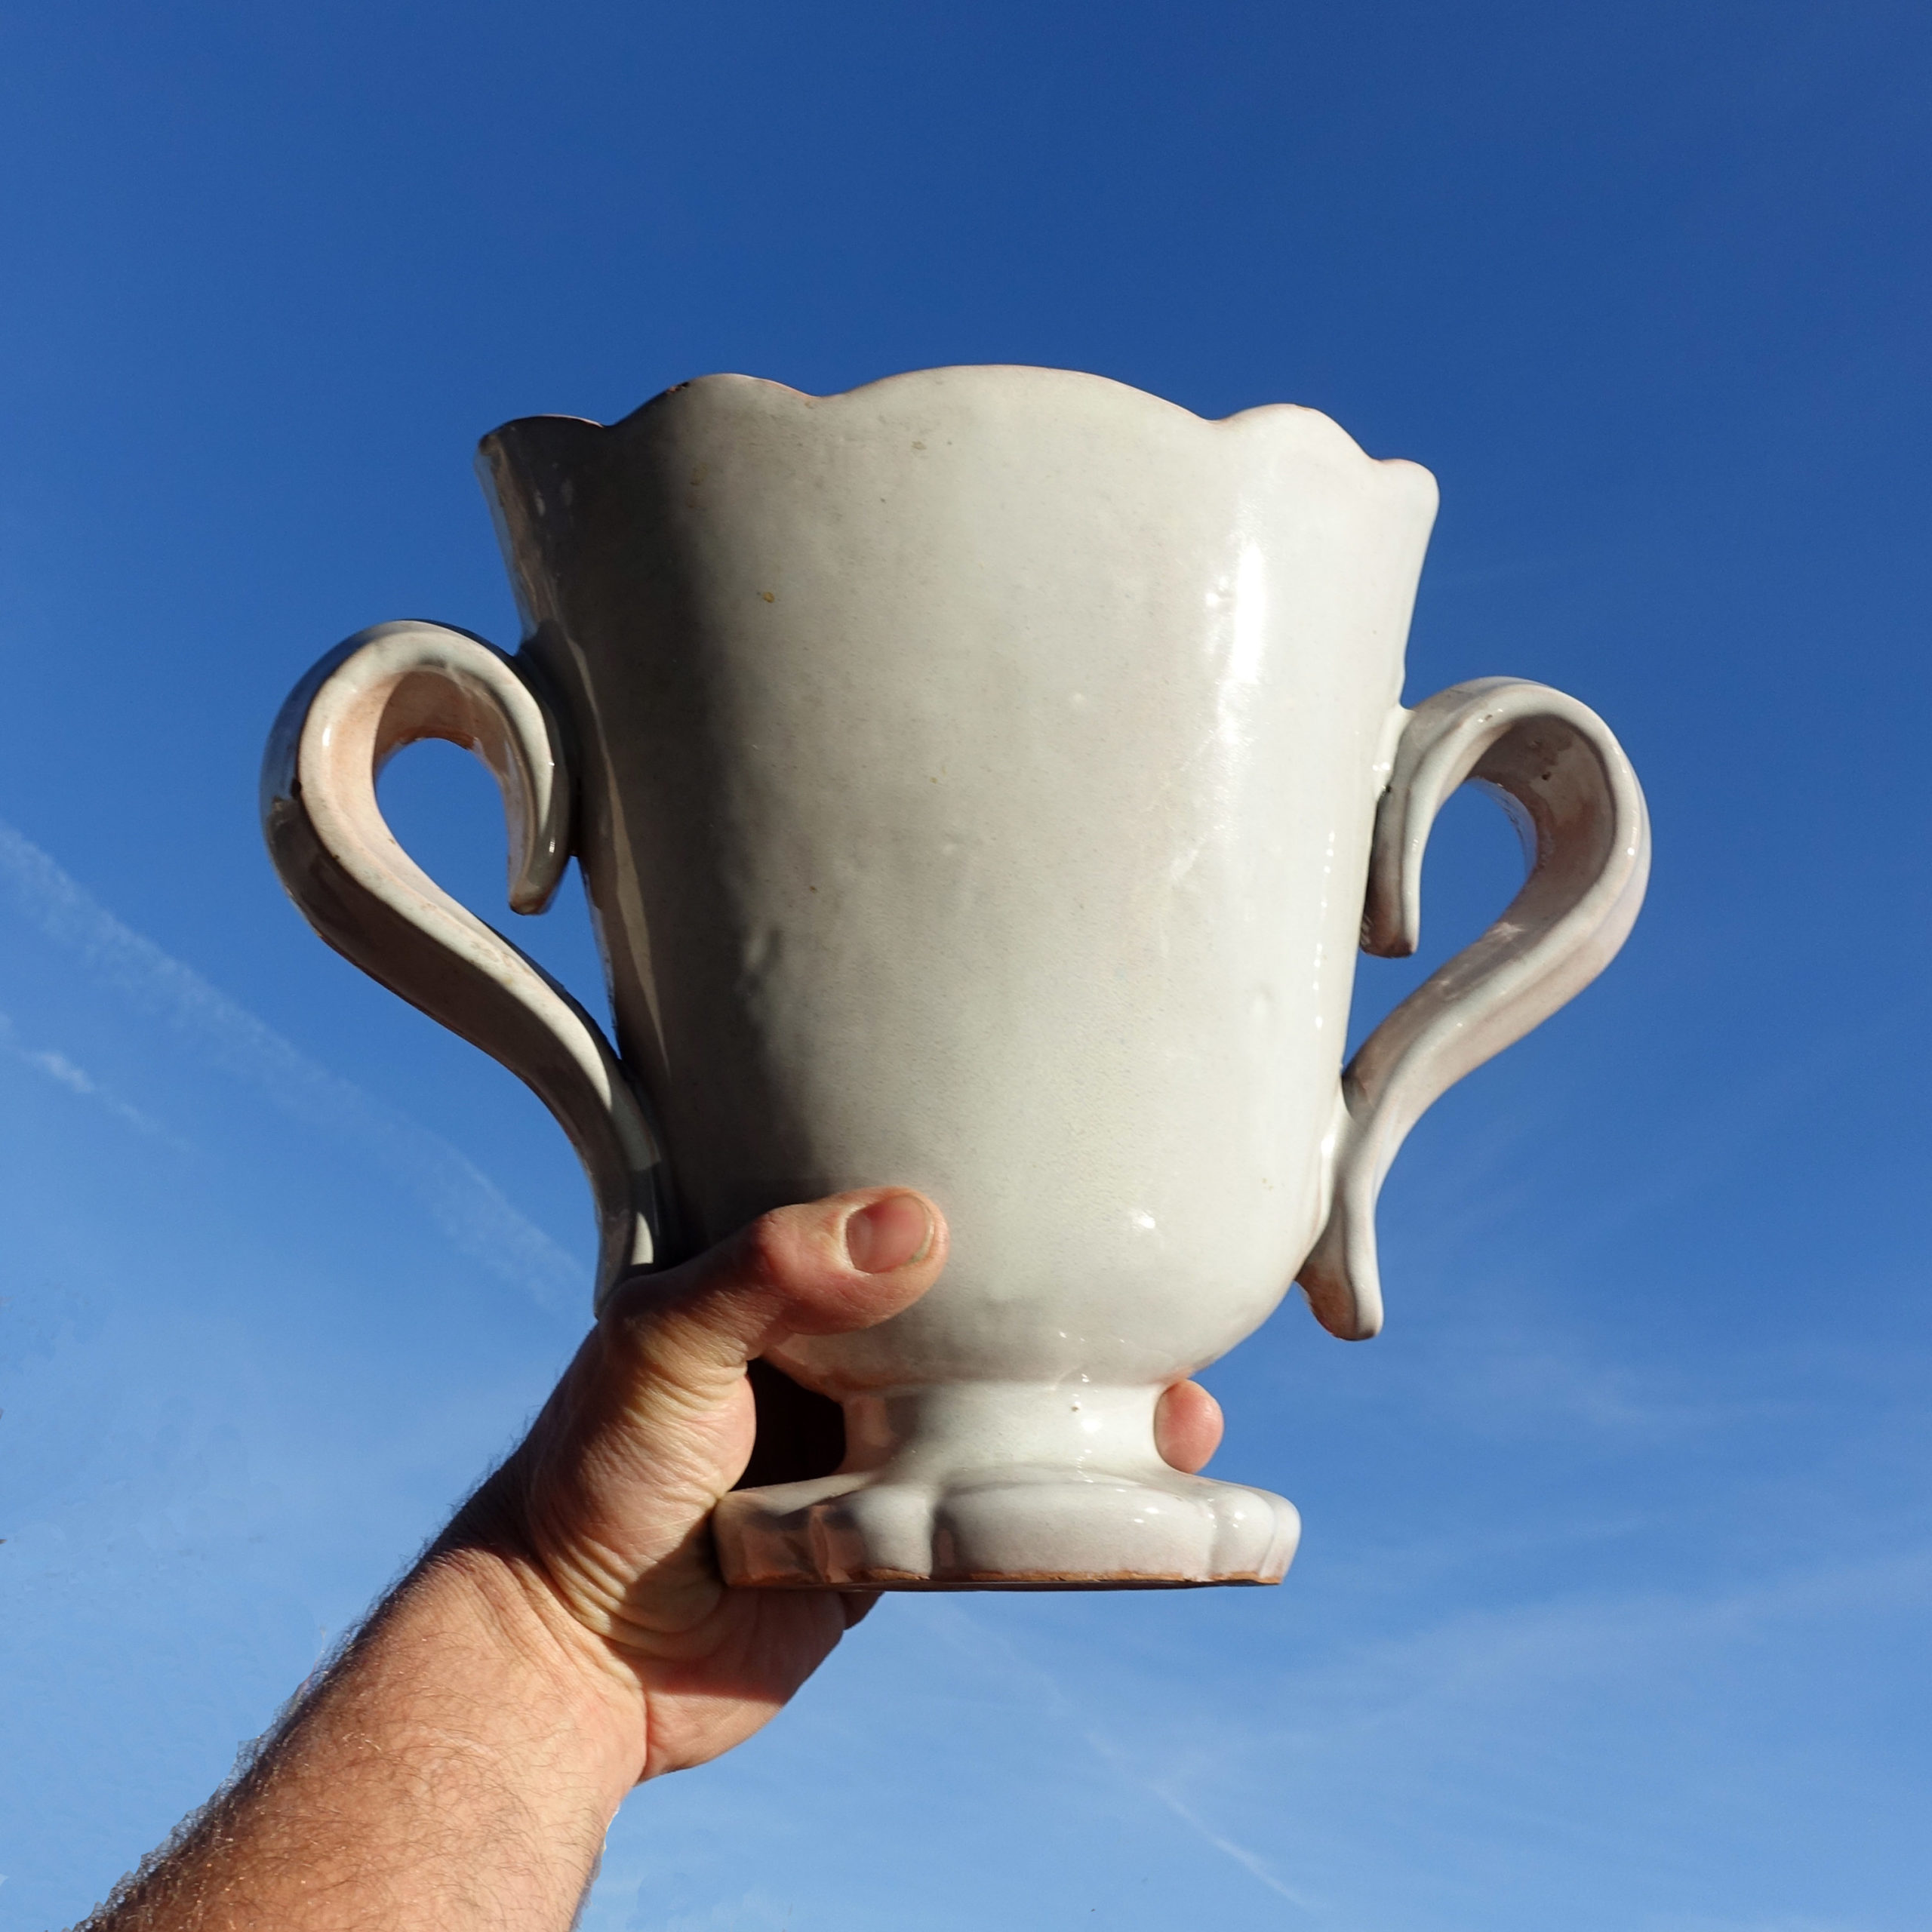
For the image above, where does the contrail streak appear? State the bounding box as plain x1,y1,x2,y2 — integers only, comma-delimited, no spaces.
1139,1777,1318,1909
929,1601,1318,1909
0,817,583,1311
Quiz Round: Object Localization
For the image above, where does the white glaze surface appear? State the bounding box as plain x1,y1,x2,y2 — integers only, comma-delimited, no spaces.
263,365,1650,1588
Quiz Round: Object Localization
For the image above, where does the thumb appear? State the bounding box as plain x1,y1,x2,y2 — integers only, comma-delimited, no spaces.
603,1188,947,1404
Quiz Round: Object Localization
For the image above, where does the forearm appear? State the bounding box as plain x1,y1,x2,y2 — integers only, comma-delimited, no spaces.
86,1547,645,1929
78,1194,964,1923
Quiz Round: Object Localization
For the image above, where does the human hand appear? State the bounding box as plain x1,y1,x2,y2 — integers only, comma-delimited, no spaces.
447,1186,1226,1783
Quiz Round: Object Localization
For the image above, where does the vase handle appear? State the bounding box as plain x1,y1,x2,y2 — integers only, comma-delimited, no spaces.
1297,678,1650,1341
260,620,666,1309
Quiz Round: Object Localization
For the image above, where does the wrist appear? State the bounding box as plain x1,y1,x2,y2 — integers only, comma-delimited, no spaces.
405,1534,652,1814
109,1534,653,1921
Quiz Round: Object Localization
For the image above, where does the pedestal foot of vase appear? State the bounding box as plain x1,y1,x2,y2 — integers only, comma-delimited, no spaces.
712,1382,1301,1589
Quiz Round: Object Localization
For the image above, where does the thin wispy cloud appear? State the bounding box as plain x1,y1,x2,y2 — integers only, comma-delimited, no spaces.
1250,1544,1932,1764
0,1010,186,1151
1411,1317,1789,1443
0,817,582,1312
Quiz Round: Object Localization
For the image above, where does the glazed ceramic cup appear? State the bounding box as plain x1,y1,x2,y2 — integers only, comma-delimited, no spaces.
263,366,1649,1589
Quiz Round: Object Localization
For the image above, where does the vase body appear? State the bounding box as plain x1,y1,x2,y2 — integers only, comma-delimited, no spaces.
485,368,1431,1392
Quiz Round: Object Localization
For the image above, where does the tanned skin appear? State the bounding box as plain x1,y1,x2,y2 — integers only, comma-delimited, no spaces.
75,1188,1224,1930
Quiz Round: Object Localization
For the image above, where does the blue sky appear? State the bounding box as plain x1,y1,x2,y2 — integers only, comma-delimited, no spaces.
2,2,1928,1925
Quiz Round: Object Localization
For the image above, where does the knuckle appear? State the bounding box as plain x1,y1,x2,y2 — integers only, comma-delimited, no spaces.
738,1209,799,1291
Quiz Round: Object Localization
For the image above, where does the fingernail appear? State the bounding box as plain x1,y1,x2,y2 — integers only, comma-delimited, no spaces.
843,1193,934,1273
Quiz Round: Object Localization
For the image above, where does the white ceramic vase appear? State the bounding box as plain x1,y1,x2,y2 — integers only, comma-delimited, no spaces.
263,366,1649,1590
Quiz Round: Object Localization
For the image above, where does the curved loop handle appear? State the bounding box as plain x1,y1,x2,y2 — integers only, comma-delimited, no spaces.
1297,677,1651,1342
260,620,666,1309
